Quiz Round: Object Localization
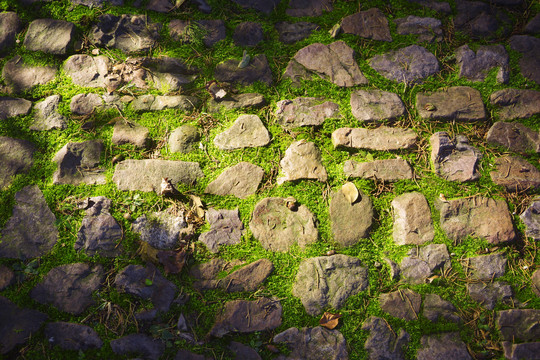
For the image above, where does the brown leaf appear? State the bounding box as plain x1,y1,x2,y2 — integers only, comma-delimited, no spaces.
319,312,342,329
157,250,187,275
137,241,160,264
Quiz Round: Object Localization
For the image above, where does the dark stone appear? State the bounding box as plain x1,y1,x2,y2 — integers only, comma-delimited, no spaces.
31,95,67,131
455,1,512,39
278,141,328,183
490,89,540,120
406,0,451,13
199,208,244,253
395,16,443,43
525,13,540,34
229,341,261,360
231,0,280,14
273,327,348,360
133,211,187,250
423,294,461,323
53,140,106,185
341,9,392,42
520,200,540,241
275,22,319,44
190,258,243,281
417,86,486,121
467,282,513,310
430,132,482,182
63,55,110,88
0,12,21,53
215,54,273,86
175,349,211,360
286,0,332,17
417,333,472,360
0,136,35,189
350,89,405,122
503,342,540,360
533,269,540,297
24,19,75,55
467,253,507,280
0,97,32,121
399,244,450,284
456,44,509,83
275,97,339,129
194,259,274,292
379,289,421,320
490,155,540,192
344,159,414,182
332,126,418,151
198,20,226,47
110,333,164,360
2,56,57,93
146,0,173,12
509,35,540,85
487,121,540,154
496,309,540,342
204,162,264,199
45,322,103,351
362,316,410,360
392,192,434,245
0,265,14,290
233,22,263,47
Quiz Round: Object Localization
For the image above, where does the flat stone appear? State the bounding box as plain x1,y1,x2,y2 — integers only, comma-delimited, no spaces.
2,56,56,93
423,294,461,323
407,0,450,13
169,125,200,154
31,95,67,131
332,126,418,151
430,132,482,182
292,254,368,316
131,95,200,112
503,342,540,360
0,185,58,260
0,265,14,290
490,89,540,120
273,327,348,360
0,97,32,121
147,0,173,12
45,322,103,351
368,45,439,83
63,55,110,88
417,86,486,121
350,89,405,122
520,199,540,240
329,186,373,247
379,289,421,320
275,97,339,129
284,41,367,87
250,197,318,252
490,155,540,191
395,16,442,42
209,298,282,337
399,244,450,284
496,309,540,342
134,57,198,92
362,316,410,360
392,192,434,245
53,140,106,185
455,1,512,39
194,259,273,292
70,93,103,115
456,44,509,83
229,342,261,360
509,35,540,85
112,159,203,193
525,13,540,33
286,0,332,17
231,0,280,14
344,159,413,182
175,349,211,360
533,269,540,296
275,21,319,44
24,19,75,55
214,54,273,86
199,208,244,253
0,136,35,189
31,263,104,314
197,20,226,47
207,93,265,112
0,12,21,53
72,0,124,6
417,333,472,360
467,282,513,309
233,22,263,47
110,334,164,360
467,253,507,280
487,121,540,154
341,8,392,41
437,196,516,244
214,114,271,150
204,162,264,199
190,258,243,281
133,211,187,250
278,140,328,184
112,121,150,149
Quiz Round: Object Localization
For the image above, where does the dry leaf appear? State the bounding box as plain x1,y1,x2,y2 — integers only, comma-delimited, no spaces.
426,275,439,283
137,241,160,264
157,249,187,275
189,194,205,218
160,178,175,196
341,182,358,204
319,312,342,329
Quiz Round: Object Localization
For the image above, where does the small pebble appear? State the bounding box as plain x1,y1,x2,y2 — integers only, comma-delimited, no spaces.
326,250,335,256
123,213,132,220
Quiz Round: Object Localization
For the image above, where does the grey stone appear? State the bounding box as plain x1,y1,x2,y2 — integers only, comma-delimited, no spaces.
133,211,187,250
233,22,263,47
503,342,540,360
213,114,271,150
0,12,21,53
53,140,106,185
2,56,56,93
392,192,434,245
275,97,339,129
417,86,486,121
399,244,450,284
455,1,512,39
430,132,482,182
417,333,472,360
521,200,540,240
0,97,32,121
207,93,265,112
509,35,540,85
406,0,451,13
112,121,150,149
215,54,273,86
273,327,348,360
525,13,540,34
292,254,368,316
63,55,110,88
362,316,409,360
496,309,540,342
250,197,318,252
175,349,211,360
487,121,540,154
385,258,401,281
131,95,200,111
490,89,540,120
190,258,244,281
204,162,264,199
278,140,328,184
146,0,173,12
169,125,200,154
368,45,439,84
45,322,103,351
329,187,373,247
0,136,35,189
229,341,261,360
467,282,513,310
197,20,226,47
490,155,540,192
345,159,413,182
24,19,75,55
0,185,58,260
467,253,507,280
286,0,332,17
341,8,392,42
70,93,103,115
350,89,405,122
194,259,273,292
423,294,461,323
110,334,164,360
31,95,67,131
332,126,418,151
231,0,280,14
199,208,244,253
0,265,14,290
456,44,509,83
31,263,104,314
134,56,198,92
275,21,319,44
112,159,203,193
533,269,540,297
395,16,443,43
379,289,421,320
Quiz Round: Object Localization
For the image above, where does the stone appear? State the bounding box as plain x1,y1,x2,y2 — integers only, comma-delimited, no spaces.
131,95,200,112
496,309,540,342
437,196,516,244
275,22,319,44
423,294,461,323
110,334,164,360
395,16,443,43
209,298,282,337
430,132,482,182
399,244,450,284
368,45,439,84
344,159,414,182
204,162,264,199
278,140,328,184
0,97,32,121
362,316,410,360
112,159,203,193
194,259,273,292
329,186,373,247
231,0,280,14
213,114,271,150
332,126,418,151
0,265,14,290
197,20,226,47
0,185,58,260
490,89,540,120
284,41,367,87
199,208,244,253
147,0,173,12
168,19,192,43
273,327,348,360
467,282,513,310
134,56,198,92
63,55,110,88
31,95,67,131
456,44,509,83
45,322,103,351
70,93,103,115
468,253,507,282
229,342,261,360
417,86,486,121
215,54,273,86
133,211,187,250
0,12,21,53
207,93,265,112
350,89,406,122
275,97,339,129
0,136,35,189
455,1,512,39
292,255,368,316
487,121,540,154
250,197,318,252
287,0,332,17
169,125,200,154
490,155,540,191
416,333,472,360
379,289,421,320
115,264,177,312
112,121,150,148
503,342,540,360
533,269,540,296
392,192,434,245
175,349,210,360
24,19,75,55
233,22,263,47
521,200,540,240
53,140,106,185
0,296,47,355
75,197,122,257
31,263,104,314
190,258,244,281
2,56,56,93
525,13,540,34
341,9,392,42
509,35,540,85
71,0,124,6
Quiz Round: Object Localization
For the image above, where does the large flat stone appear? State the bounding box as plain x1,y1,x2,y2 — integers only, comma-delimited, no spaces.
273,327,348,360
2,56,57,93
487,121,540,154
490,88,540,120
520,200,540,240
379,289,421,320
496,309,540,342
392,192,434,245
456,44,509,83
213,114,271,150
53,140,106,185
430,132,482,182
275,97,339,129
490,155,540,191
350,89,406,122
362,316,409,360
204,162,264,199
332,126,417,151
63,55,110,88
341,8,392,41
214,54,273,86
0,136,35,189
24,19,75,55
344,159,413,182
0,97,32,121
278,140,328,184
0,12,21,53
416,86,486,121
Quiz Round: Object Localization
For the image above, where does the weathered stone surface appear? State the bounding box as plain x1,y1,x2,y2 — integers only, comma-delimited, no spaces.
399,244,450,284
417,86,486,121
190,258,244,281
214,114,271,150
113,159,203,193
509,35,540,85
430,132,482,182
24,19,75,55
214,54,273,86
275,97,339,129
250,197,318,252
503,342,540,360
490,155,540,191
0,137,35,189
437,196,516,244
467,253,507,280
487,121,540,154
53,140,106,185
133,211,187,250
332,126,418,151
292,255,368,316
278,141,327,184
169,125,200,154
197,20,226,47
205,162,264,199
31,95,67,131
532,269,540,297
199,208,244,253
417,333,472,360
194,259,273,292
467,282,513,310
233,22,263,47
175,349,211,360
231,0,280,14
63,55,110,88
45,322,103,351
341,8,391,41
207,93,265,112
395,16,442,42
368,45,439,83
496,309,540,342
110,334,164,360
0,97,32,121
490,89,540,120
209,298,282,337
392,192,434,245
344,159,414,182
2,56,57,92
521,199,540,240
455,1,512,39
273,327,348,360
0,265,14,290
131,95,200,112
525,13,540,33
362,316,410,360
407,0,451,13
287,0,332,17
275,21,319,44
135,57,198,92
0,12,21,53
456,44,509,83
146,0,173,12
423,294,461,323
329,186,373,247
31,263,104,314
284,41,367,87
112,121,150,149
350,89,405,122
379,289,421,320
0,185,58,260
71,0,124,6
70,93,103,115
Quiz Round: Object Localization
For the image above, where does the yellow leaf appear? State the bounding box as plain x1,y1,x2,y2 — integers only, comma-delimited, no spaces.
319,312,342,330
341,182,358,204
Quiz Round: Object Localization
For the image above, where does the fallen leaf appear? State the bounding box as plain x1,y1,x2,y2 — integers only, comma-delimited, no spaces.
319,312,342,330
157,249,187,275
189,194,205,218
341,182,358,204
137,241,160,264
